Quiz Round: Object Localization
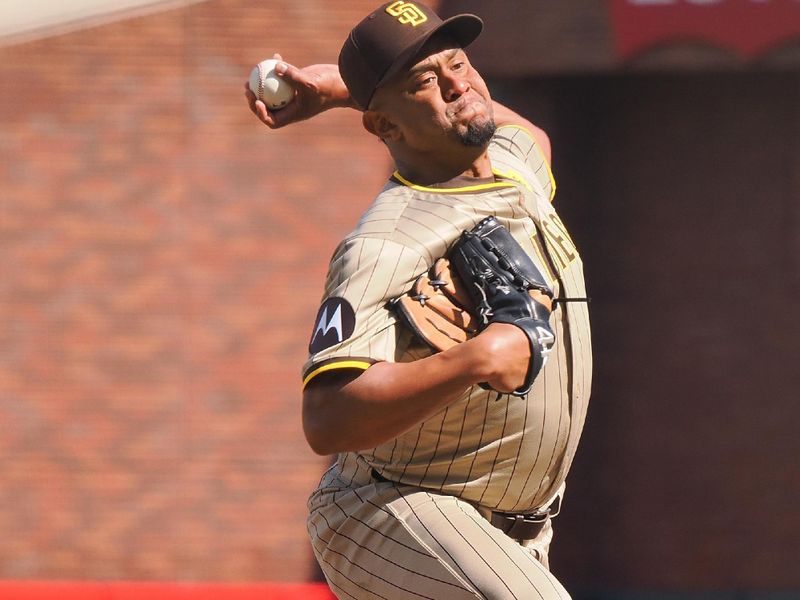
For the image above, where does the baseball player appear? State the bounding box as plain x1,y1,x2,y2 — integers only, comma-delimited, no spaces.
245,2,592,598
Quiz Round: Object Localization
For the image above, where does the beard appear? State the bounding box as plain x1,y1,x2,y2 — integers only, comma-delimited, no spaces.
457,118,497,147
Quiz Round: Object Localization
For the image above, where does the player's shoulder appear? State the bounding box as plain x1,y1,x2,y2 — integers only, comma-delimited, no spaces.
326,182,430,270
347,179,416,245
491,124,549,163
344,179,466,263
490,126,556,203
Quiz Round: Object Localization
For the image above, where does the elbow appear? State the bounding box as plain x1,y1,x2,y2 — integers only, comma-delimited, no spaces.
301,368,376,455
303,394,377,455
303,412,339,456
302,382,351,455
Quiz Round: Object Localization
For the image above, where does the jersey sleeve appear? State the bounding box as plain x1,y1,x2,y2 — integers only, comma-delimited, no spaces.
490,125,557,202
302,235,428,388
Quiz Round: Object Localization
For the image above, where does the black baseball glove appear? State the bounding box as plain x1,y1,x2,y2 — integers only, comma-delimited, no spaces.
392,216,556,396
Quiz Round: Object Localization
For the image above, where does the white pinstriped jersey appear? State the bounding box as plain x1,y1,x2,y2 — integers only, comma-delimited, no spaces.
303,125,592,514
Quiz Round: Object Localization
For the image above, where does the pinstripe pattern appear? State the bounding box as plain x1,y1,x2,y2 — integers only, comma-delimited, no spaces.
308,461,570,600
305,127,591,598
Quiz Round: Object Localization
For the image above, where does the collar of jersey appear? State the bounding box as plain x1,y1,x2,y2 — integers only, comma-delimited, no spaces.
391,168,521,194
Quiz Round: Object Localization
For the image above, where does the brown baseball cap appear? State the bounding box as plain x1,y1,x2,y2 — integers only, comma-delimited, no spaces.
338,1,483,110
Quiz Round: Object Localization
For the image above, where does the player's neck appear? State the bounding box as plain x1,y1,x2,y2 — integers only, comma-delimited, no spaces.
393,148,492,186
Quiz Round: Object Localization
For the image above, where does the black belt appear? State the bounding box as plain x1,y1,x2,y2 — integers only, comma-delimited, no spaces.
488,495,560,541
371,469,559,541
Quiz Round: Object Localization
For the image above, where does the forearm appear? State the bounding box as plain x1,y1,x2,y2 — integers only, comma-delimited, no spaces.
296,63,357,112
304,347,478,455
303,324,529,455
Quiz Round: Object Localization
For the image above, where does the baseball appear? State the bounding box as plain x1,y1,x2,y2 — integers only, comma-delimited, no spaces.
248,58,294,110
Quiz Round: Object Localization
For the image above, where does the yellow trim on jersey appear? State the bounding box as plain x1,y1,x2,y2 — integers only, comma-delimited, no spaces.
302,360,372,388
496,124,558,202
392,170,518,193
491,166,533,192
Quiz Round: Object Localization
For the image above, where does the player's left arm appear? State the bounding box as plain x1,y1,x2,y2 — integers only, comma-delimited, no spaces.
491,101,552,165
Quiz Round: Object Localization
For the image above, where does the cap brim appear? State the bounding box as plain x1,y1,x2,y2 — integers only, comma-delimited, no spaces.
371,14,483,105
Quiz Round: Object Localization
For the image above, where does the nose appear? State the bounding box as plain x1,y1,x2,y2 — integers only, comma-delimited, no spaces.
443,75,470,102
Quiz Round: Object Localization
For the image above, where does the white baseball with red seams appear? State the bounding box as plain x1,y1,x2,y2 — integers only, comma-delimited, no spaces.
248,59,294,110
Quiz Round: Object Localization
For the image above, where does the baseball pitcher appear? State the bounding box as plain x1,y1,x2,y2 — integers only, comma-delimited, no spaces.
245,2,592,598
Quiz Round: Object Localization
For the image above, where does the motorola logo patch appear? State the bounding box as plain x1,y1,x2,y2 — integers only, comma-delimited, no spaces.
308,297,356,354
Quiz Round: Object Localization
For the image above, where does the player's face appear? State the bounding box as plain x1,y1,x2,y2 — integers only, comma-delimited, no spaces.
372,41,495,152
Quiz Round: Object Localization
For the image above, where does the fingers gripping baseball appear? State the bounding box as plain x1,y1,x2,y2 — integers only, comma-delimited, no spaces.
244,55,354,129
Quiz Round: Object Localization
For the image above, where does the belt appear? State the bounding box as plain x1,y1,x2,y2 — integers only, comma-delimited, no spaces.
486,494,561,541
371,469,560,541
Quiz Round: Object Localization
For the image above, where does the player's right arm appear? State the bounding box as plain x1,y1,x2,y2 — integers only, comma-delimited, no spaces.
303,323,528,455
243,58,554,167
244,55,355,129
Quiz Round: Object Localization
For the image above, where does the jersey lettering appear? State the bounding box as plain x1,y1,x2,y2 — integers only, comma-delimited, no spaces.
540,215,577,271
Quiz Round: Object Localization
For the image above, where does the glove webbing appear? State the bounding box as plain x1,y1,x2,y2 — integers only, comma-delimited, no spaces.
476,234,553,297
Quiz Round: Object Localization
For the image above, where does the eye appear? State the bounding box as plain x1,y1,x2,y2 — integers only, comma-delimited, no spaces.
452,61,466,71
416,75,437,89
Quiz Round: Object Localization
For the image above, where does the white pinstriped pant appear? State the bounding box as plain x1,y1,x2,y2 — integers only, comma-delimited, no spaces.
307,467,571,600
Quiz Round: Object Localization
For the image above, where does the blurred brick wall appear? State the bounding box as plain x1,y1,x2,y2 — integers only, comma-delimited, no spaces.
0,0,392,581
3,0,800,591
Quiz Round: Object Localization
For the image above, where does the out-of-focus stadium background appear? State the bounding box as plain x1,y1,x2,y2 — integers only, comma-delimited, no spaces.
0,1,798,598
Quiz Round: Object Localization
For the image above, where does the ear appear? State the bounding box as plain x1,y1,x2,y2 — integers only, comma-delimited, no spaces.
362,110,402,142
